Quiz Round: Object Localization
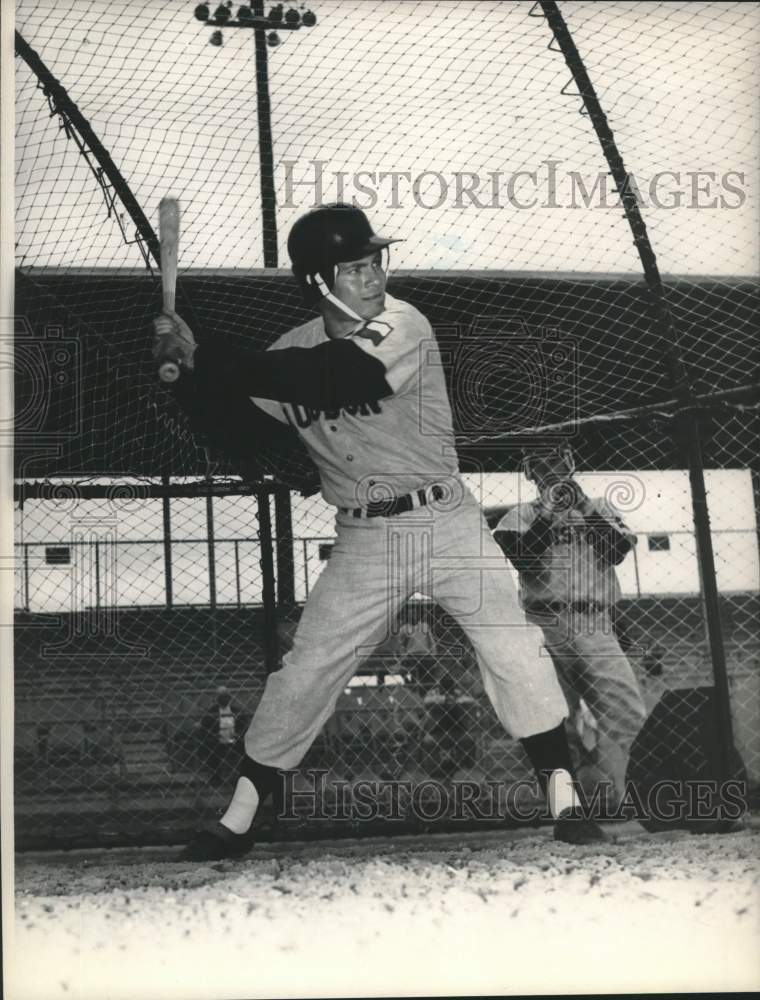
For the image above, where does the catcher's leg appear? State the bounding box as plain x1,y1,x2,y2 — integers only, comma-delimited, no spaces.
569,609,647,795
531,618,610,803
541,609,646,801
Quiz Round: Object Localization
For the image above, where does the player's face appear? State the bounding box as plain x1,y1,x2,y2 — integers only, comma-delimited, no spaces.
529,451,574,489
333,251,387,319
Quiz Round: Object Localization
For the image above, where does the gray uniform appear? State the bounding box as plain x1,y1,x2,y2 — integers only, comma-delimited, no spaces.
494,496,647,794
244,294,569,769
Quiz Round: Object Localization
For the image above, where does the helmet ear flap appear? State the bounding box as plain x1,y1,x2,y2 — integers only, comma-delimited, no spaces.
298,266,335,308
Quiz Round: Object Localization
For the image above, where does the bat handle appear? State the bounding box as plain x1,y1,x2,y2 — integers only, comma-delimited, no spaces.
158,358,181,383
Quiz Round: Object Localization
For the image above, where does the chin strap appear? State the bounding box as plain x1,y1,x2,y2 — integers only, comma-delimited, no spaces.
308,272,364,325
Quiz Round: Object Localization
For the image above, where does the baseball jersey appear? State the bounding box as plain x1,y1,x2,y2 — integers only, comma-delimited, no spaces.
494,497,635,608
250,294,458,508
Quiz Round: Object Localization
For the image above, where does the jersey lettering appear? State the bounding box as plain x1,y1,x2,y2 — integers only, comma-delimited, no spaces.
285,399,384,430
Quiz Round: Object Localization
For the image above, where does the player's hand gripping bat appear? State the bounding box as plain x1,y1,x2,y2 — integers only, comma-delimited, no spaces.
157,197,181,383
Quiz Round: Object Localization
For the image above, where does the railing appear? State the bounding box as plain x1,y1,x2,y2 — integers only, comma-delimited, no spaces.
13,529,760,613
14,535,336,612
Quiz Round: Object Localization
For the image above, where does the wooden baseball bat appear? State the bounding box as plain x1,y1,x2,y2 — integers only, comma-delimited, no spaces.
158,196,181,383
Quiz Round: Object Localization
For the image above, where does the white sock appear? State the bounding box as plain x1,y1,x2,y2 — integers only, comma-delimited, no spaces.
547,768,580,819
219,777,260,834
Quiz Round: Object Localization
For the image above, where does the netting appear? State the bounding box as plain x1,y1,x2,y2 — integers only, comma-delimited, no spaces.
15,0,759,273
12,0,760,845
14,1,760,473
13,475,759,843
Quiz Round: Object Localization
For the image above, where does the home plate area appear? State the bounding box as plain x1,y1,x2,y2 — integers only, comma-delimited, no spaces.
12,820,760,999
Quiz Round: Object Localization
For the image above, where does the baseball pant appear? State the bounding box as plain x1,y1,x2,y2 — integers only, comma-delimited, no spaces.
526,607,647,782
245,487,568,768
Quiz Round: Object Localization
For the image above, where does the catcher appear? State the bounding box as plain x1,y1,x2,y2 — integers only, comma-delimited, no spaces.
491,443,647,805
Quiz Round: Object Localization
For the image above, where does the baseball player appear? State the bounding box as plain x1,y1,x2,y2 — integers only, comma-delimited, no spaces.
491,444,647,804
154,203,604,858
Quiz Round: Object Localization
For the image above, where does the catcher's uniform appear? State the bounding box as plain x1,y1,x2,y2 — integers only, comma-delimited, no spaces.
493,497,647,792
198,294,569,769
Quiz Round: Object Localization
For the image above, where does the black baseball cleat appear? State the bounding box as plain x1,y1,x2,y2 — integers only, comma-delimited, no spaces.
178,822,255,862
553,806,606,845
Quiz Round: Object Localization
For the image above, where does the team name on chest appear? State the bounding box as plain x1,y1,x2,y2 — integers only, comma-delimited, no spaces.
550,524,589,545
284,400,384,430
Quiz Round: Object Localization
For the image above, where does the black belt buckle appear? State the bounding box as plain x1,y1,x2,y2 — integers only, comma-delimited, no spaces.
356,481,445,519
526,601,561,617
366,496,402,518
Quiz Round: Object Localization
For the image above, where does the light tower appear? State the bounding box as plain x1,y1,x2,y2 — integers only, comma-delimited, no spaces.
193,2,318,266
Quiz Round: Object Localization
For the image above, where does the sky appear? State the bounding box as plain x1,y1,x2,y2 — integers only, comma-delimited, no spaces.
14,0,760,274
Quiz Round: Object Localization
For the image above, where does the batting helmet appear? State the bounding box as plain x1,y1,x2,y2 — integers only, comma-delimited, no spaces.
287,203,401,307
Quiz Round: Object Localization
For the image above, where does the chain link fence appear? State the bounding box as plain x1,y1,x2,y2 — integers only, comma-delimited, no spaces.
14,442,759,845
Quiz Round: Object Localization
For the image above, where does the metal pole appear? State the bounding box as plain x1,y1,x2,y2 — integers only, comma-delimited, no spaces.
206,493,217,608
23,543,30,611
14,31,162,268
302,539,310,599
274,487,296,608
257,488,280,673
682,414,736,767
252,0,278,267
234,539,241,607
540,0,736,782
94,540,100,611
162,474,173,609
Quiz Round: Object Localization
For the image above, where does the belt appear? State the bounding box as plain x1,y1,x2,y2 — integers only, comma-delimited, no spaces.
525,600,608,615
340,482,447,519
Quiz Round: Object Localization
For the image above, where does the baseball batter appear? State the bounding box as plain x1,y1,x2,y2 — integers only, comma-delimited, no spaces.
154,204,604,858
492,444,647,803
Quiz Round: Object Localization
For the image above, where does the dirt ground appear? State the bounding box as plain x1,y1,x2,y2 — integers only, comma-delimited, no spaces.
8,820,760,999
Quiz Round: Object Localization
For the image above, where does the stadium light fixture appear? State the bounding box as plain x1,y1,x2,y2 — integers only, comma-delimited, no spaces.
191,1,317,267
195,1,316,32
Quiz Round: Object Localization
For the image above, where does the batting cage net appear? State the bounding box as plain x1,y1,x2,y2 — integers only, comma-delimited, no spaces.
12,0,760,846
